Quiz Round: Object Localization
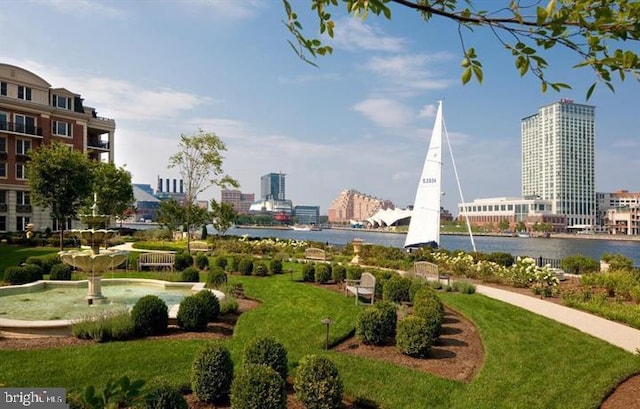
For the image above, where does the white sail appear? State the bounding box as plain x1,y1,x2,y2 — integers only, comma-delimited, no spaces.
404,100,444,249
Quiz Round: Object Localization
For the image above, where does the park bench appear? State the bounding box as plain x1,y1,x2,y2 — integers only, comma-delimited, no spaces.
137,252,175,271
413,261,450,285
304,247,327,261
190,241,210,253
345,272,376,305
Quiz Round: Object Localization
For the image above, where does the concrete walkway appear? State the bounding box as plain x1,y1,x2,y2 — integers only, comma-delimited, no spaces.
476,284,640,353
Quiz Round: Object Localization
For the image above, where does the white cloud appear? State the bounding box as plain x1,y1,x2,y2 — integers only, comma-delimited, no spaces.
276,73,341,84
418,104,437,118
39,0,125,18
332,18,406,53
364,54,454,90
352,98,413,129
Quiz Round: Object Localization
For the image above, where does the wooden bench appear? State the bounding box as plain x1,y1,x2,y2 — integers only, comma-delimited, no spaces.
190,241,210,253
413,261,450,285
345,272,376,305
137,252,175,271
305,247,327,261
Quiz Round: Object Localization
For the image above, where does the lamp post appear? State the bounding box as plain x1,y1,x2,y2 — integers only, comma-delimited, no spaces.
321,317,332,350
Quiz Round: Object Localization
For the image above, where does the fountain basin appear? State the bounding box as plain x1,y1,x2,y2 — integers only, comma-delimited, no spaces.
0,279,225,338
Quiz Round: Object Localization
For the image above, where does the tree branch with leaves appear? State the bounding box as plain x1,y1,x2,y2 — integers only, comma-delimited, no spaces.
283,0,639,98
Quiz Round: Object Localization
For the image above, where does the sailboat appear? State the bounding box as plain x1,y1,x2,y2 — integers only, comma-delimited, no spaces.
404,100,444,249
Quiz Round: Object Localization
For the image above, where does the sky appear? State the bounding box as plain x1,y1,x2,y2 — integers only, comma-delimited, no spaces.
1,0,638,215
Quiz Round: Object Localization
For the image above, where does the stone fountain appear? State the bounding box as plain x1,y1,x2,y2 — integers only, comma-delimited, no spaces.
59,194,127,304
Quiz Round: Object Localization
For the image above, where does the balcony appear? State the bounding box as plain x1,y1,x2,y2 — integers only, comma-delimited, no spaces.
0,121,43,137
16,204,32,213
87,139,109,150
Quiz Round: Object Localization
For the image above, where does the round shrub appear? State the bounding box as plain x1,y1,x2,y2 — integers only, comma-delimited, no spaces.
355,302,397,345
238,257,254,275
396,316,436,358
413,288,444,337
253,261,269,277
383,275,412,303
207,266,227,288
243,336,288,380
302,263,315,282
294,355,343,409
180,267,200,282
22,264,44,282
191,341,234,403
177,295,208,331
332,264,346,284
231,364,286,409
195,253,209,270
214,256,228,269
174,251,193,271
195,290,221,322
3,266,30,285
142,377,188,409
346,265,362,280
226,255,238,272
269,258,283,274
49,263,72,280
131,295,168,336
314,263,332,284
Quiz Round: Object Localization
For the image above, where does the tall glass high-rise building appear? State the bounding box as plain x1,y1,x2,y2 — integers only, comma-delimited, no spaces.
261,172,286,201
521,99,596,228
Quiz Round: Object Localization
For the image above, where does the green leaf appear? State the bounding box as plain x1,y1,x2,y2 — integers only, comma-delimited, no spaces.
585,83,596,100
462,67,472,84
473,66,483,83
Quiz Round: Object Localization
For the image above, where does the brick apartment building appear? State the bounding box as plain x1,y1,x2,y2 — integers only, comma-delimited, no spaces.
0,63,115,232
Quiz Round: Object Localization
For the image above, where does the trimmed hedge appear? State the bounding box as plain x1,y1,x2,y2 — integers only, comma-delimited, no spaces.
396,316,436,358
294,355,343,409
191,341,234,403
180,267,200,282
195,253,209,270
194,290,221,322
174,251,193,271
332,264,346,284
131,295,168,336
355,302,397,345
302,263,315,282
177,295,208,331
413,287,445,337
314,263,332,284
269,258,283,275
143,377,188,409
3,265,43,285
238,257,254,275
206,266,227,288
243,336,288,380
230,364,286,409
253,261,269,277
383,275,412,303
49,263,72,280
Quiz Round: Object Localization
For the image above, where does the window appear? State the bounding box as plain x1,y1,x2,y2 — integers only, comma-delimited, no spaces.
0,190,5,203
52,120,72,137
16,163,26,179
0,136,5,152
16,191,30,205
0,111,6,131
52,95,71,110
0,162,5,178
0,82,6,96
16,216,30,231
52,218,72,231
14,114,36,134
0,216,6,231
17,86,32,101
16,139,31,155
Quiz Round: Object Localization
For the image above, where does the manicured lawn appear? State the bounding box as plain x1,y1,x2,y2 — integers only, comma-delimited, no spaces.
0,244,60,279
1,273,638,408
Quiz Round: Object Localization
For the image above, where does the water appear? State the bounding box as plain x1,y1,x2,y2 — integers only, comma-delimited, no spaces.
223,226,640,266
0,282,193,321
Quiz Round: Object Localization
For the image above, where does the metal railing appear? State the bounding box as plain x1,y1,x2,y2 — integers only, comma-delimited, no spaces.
0,121,43,136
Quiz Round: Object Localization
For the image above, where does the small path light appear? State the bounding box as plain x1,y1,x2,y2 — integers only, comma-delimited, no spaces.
321,317,333,350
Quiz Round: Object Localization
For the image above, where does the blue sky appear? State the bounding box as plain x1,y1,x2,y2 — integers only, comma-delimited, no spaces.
1,0,638,214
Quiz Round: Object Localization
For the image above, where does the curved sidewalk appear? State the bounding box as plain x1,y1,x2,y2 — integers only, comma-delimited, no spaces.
476,284,640,353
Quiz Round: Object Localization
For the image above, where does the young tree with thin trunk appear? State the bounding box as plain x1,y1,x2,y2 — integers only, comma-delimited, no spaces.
210,199,238,236
168,130,238,252
92,162,135,228
26,142,94,250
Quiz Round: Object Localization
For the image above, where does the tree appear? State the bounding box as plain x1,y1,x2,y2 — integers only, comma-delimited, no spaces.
92,162,135,227
168,129,238,251
26,142,94,250
210,199,238,236
516,221,527,232
499,219,510,232
186,203,211,239
156,198,184,239
283,0,640,98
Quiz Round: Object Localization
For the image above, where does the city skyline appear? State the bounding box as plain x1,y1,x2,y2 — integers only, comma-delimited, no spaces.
1,1,638,214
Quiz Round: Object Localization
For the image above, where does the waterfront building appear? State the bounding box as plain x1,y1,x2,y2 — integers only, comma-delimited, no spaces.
457,197,566,233
221,189,255,215
327,189,394,224
261,172,286,201
596,190,640,227
155,176,186,203
605,205,639,236
132,184,161,221
293,205,320,225
521,99,596,229
0,63,115,232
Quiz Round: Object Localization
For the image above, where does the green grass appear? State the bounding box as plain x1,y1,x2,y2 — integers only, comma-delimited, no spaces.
1,272,638,408
0,244,60,279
